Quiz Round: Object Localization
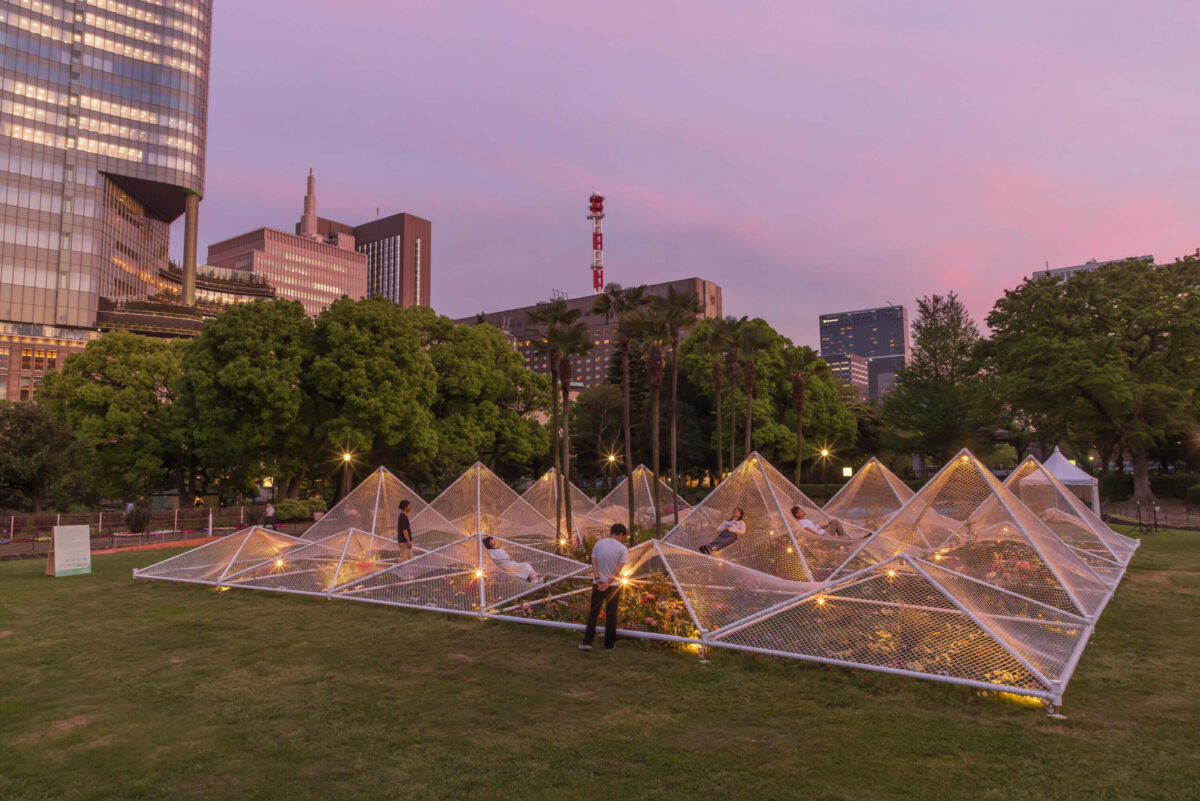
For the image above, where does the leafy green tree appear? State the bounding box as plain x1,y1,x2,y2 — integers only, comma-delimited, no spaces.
41,332,185,501
736,319,776,458
884,293,989,464
570,384,624,480
988,257,1200,504
549,316,593,537
177,299,314,498
308,297,438,499
0,401,86,512
629,299,672,538
720,316,747,469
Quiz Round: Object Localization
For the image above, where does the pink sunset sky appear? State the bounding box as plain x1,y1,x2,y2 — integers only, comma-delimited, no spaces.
175,1,1200,348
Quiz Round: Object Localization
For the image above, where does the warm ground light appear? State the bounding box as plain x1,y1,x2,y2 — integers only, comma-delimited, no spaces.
2,529,1197,801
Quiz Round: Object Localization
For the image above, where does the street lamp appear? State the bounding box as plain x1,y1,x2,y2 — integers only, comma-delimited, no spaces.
819,448,832,502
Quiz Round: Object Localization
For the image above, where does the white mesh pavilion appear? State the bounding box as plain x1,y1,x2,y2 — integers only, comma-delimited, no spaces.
707,554,1092,704
301,466,462,552
429,462,560,550
1004,456,1138,583
593,465,691,528
517,468,607,544
834,450,1112,621
332,534,590,616
223,528,407,596
662,453,870,582
132,526,302,585
823,457,915,530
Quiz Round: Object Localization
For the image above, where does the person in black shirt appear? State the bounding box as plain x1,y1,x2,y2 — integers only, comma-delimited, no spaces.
397,499,414,561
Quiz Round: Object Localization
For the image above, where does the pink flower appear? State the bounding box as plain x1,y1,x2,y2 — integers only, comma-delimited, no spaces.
644,617,658,626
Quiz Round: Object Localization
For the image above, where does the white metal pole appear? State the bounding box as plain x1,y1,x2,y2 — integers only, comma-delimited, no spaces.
174,507,178,532
476,465,486,617
208,510,213,538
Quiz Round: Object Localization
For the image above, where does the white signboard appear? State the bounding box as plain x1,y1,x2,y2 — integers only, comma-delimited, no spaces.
46,524,92,577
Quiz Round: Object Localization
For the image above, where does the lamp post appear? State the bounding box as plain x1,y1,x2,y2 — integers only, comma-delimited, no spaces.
820,448,831,502
340,452,353,499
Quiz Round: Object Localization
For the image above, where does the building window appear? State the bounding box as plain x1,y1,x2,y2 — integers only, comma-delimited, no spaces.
34,350,46,371
0,346,8,371
21,349,33,370
19,376,32,401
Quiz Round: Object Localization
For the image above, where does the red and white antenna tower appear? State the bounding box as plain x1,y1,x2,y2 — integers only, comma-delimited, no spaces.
588,192,605,293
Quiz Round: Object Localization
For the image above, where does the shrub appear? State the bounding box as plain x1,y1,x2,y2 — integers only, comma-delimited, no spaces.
274,498,328,523
1186,485,1200,507
1150,474,1199,499
124,500,152,533
1099,475,1133,502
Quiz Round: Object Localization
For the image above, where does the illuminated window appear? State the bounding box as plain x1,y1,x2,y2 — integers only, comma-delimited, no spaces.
0,345,7,369
19,376,32,401
33,350,46,371
21,349,33,370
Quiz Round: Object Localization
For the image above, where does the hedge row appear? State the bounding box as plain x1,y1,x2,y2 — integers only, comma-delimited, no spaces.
1098,473,1199,501
274,497,328,522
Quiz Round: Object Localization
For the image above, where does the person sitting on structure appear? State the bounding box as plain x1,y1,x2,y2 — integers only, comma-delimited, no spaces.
698,508,746,555
482,536,540,583
790,505,850,537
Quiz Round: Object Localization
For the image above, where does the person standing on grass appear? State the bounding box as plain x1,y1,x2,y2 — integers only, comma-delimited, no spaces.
264,502,276,529
396,499,414,561
580,523,629,652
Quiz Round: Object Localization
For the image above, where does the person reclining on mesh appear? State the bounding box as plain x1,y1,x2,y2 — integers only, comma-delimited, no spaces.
482,536,540,583
698,508,746,555
790,505,850,537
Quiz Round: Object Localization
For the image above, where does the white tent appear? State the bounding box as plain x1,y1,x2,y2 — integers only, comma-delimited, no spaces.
1042,447,1101,516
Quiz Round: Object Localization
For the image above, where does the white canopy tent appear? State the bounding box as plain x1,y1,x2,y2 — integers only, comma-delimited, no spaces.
1042,447,1101,516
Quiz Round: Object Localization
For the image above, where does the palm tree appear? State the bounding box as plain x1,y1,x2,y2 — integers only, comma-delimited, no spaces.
736,321,775,458
781,345,826,485
549,321,593,542
594,283,649,537
700,325,727,479
629,299,672,539
722,316,747,470
528,299,579,537
663,285,702,525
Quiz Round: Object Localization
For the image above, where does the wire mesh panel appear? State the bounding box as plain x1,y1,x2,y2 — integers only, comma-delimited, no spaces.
427,463,561,549
837,450,1110,619
594,465,690,528
410,506,470,551
918,560,1087,684
333,535,588,612
225,529,404,595
1005,457,1138,566
133,527,303,585
648,542,817,634
518,468,601,544
710,557,1050,695
301,467,426,542
824,457,915,530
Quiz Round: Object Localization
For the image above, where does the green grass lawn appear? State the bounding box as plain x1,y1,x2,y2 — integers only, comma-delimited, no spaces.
2,530,1198,801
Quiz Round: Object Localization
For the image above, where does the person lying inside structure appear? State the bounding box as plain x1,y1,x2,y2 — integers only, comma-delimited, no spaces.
790,505,851,537
698,508,746,555
482,536,541,583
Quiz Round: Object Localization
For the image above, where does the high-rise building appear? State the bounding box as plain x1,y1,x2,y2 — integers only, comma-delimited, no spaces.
818,305,909,401
0,0,214,399
456,278,722,390
207,171,367,316
355,213,431,308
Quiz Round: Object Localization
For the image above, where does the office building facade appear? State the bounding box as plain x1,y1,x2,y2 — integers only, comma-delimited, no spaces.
457,278,722,389
819,304,909,401
1,0,213,399
355,213,430,308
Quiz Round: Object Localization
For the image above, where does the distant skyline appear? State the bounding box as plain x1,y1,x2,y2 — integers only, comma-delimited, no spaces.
172,1,1200,348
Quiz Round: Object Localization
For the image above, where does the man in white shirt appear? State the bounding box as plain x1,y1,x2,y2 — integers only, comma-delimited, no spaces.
698,508,746,555
580,523,629,651
790,505,848,537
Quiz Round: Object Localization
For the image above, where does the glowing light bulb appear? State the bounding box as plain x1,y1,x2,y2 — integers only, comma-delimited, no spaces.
960,455,969,462
786,546,794,553
816,597,826,605
887,570,896,577
474,570,484,579
558,538,567,546
275,558,284,567
342,452,352,462
619,577,629,586
934,553,943,561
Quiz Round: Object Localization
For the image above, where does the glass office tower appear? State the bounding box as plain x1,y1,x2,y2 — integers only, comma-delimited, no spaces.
0,0,212,330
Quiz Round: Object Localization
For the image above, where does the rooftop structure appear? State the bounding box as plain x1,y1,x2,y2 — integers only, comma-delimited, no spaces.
1032,255,1153,282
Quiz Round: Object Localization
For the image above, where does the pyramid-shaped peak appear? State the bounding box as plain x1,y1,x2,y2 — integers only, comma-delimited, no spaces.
134,526,302,585
301,466,426,542
823,457,914,530
662,452,867,582
430,462,559,549
595,464,689,525
837,449,1111,619
1004,456,1137,568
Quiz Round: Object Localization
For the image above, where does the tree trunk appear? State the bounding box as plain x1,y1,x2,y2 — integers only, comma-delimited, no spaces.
713,364,724,478
622,344,635,539
744,363,755,458
670,346,680,526
728,361,738,471
1129,437,1156,505
31,489,42,515
794,378,806,487
549,369,561,537
650,377,662,540
561,364,574,545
